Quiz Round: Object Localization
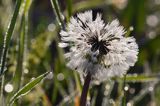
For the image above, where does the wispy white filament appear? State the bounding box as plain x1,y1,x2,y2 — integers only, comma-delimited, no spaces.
59,11,138,81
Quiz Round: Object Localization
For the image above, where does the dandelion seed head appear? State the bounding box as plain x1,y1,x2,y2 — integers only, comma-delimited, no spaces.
59,11,138,81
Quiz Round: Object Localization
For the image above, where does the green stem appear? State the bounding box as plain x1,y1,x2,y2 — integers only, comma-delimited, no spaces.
74,72,82,92
0,0,22,75
66,0,72,22
50,0,65,30
122,74,127,106
0,0,22,105
0,75,5,106
13,14,25,92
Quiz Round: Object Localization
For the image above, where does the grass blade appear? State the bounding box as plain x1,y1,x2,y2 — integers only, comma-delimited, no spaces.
113,74,159,82
12,0,32,93
0,0,22,75
0,0,22,105
12,15,26,92
9,71,50,105
66,0,72,22
50,0,65,30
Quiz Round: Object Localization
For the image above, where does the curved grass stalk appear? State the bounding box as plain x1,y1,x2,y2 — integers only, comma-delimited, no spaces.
8,72,50,105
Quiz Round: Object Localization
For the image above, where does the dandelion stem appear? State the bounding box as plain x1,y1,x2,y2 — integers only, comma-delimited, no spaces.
80,73,91,106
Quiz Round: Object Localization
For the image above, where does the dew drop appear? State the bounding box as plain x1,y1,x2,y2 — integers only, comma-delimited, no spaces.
146,15,159,27
57,73,64,81
48,23,56,32
5,83,13,93
46,72,53,79
124,86,129,91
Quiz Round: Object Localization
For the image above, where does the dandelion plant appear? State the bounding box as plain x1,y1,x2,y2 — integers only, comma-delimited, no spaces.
59,11,139,106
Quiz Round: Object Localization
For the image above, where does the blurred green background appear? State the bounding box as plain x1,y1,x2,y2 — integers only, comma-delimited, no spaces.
0,0,160,106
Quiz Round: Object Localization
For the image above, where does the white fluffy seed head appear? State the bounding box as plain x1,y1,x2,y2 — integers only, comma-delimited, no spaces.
59,11,139,82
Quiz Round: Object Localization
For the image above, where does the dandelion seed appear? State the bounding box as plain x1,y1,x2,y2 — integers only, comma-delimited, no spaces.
59,11,138,82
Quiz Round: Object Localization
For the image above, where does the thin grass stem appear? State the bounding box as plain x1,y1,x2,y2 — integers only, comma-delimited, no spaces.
50,0,65,30
66,0,72,22
122,74,127,106
0,75,5,106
